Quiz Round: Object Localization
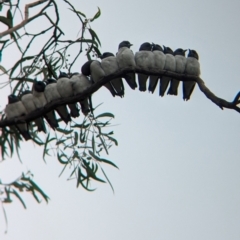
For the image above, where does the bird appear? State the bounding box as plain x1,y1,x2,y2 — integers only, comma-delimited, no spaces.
135,42,154,92
70,73,93,115
21,90,46,133
57,72,80,118
32,80,59,130
44,78,71,124
148,43,166,93
99,52,124,97
81,60,116,97
116,40,137,90
159,46,176,97
167,48,187,96
183,49,200,100
5,94,31,141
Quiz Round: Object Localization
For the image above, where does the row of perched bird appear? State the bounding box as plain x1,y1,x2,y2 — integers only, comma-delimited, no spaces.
3,40,200,141
81,41,200,99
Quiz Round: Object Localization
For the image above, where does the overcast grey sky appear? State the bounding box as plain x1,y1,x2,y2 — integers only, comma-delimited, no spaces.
0,0,240,239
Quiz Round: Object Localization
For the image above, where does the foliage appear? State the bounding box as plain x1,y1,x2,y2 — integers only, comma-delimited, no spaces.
0,0,119,229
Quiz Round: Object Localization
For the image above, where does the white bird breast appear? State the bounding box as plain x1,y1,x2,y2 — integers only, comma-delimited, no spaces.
57,77,73,98
185,57,201,76
101,57,119,76
5,101,27,119
90,61,105,82
21,94,37,113
175,55,187,73
135,51,155,70
70,74,92,95
116,47,136,70
32,89,47,108
44,83,61,102
164,54,176,72
153,51,166,70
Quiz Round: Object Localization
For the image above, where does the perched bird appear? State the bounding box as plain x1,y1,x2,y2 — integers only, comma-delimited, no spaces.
81,60,116,97
5,94,31,140
44,78,71,124
116,40,137,90
21,90,46,133
70,73,93,115
183,49,200,100
57,72,80,118
32,80,59,130
160,46,175,97
135,42,154,92
168,48,187,96
99,52,124,97
148,43,166,93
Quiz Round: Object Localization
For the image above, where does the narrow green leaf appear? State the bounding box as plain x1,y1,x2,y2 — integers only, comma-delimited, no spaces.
88,150,119,169
95,112,114,119
11,190,26,209
0,16,11,28
92,135,95,154
88,28,101,46
56,128,73,135
90,7,101,23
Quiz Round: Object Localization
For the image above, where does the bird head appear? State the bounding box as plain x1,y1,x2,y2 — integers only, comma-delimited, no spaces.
139,42,152,51
188,49,199,60
152,43,163,52
99,52,115,59
174,48,187,56
118,41,133,49
33,80,46,92
59,71,69,78
163,46,174,55
8,94,19,104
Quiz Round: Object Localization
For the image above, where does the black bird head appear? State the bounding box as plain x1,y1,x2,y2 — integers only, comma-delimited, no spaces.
163,46,174,55
59,71,69,78
81,60,94,76
139,42,152,51
33,81,46,92
152,43,163,52
8,94,19,104
118,41,133,49
46,78,57,85
188,49,199,60
174,48,187,56
99,52,115,59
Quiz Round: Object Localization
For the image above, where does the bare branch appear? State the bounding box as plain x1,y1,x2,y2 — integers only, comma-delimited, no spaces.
0,0,51,38
0,68,239,128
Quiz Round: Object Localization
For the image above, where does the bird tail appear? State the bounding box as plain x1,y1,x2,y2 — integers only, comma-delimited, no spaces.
80,98,90,116
138,74,148,92
68,103,80,118
159,76,171,97
124,73,137,90
56,105,71,124
34,117,47,133
183,81,196,101
148,75,159,93
167,79,180,96
16,123,31,141
44,111,59,130
111,78,125,97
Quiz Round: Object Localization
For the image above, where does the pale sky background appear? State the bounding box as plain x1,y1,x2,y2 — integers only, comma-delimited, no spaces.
0,0,240,239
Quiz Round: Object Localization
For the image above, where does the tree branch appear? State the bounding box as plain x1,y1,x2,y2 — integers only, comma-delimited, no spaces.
0,68,239,128
0,0,50,38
